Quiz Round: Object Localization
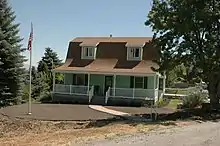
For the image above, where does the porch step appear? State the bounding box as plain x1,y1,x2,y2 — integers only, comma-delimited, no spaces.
90,96,106,105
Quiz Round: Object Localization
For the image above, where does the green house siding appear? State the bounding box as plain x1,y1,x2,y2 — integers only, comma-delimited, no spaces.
147,76,155,89
90,74,105,95
115,75,130,88
64,73,156,89
64,73,73,85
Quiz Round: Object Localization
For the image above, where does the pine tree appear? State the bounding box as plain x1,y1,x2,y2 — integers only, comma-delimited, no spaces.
37,47,63,91
32,72,50,100
37,47,62,72
0,0,26,106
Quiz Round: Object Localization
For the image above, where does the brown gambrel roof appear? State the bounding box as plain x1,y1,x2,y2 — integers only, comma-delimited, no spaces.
74,37,152,47
55,37,159,75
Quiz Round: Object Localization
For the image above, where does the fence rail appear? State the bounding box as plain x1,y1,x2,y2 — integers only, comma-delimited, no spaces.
105,87,110,104
109,87,155,99
54,84,90,95
89,86,94,103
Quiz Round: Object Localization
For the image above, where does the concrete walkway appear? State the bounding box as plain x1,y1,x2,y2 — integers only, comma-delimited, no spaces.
89,105,130,116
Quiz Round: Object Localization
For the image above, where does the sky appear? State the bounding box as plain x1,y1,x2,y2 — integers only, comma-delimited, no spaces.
10,0,153,66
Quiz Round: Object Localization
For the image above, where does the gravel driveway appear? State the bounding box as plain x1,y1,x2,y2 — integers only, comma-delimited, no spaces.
80,121,220,146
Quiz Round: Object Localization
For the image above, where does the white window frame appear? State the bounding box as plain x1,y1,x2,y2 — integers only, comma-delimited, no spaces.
81,47,96,59
127,47,143,61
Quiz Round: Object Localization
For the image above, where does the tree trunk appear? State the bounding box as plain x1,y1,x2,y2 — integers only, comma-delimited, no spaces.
208,73,220,109
209,92,219,109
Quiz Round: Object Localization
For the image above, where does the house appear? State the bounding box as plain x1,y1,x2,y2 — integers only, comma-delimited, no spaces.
52,36,166,106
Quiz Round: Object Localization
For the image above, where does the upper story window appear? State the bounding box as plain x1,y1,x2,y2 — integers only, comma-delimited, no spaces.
127,47,142,61
81,47,96,59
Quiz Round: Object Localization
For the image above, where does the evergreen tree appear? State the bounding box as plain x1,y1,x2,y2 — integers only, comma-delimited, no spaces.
37,47,62,72
0,0,26,106
32,72,50,100
37,47,63,91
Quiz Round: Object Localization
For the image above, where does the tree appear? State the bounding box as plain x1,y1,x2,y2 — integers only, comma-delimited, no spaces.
0,0,26,106
37,47,62,73
146,0,220,108
37,47,63,90
31,72,50,101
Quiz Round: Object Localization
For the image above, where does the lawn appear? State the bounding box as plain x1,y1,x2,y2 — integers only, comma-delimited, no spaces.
165,99,182,109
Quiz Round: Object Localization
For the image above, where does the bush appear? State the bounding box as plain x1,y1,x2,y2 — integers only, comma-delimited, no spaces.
156,98,166,106
182,92,206,109
155,98,170,107
37,91,52,103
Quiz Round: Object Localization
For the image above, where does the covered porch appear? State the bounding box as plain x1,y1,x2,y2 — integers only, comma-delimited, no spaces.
52,70,166,105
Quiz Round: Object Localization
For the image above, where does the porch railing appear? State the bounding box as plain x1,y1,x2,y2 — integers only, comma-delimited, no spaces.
54,84,90,95
109,87,155,99
105,87,110,104
88,86,94,103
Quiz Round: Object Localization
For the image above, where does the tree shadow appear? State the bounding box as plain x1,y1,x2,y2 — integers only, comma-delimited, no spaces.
134,108,220,122
85,108,220,129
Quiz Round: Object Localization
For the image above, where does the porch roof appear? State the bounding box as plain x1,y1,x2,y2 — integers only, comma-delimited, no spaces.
54,59,158,75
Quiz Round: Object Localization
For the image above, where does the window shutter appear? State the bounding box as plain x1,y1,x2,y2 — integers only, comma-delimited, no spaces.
72,74,76,85
84,74,88,86
144,77,148,89
130,76,134,88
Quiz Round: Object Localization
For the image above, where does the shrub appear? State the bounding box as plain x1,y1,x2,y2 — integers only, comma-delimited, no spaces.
156,98,166,107
182,92,206,109
37,91,52,103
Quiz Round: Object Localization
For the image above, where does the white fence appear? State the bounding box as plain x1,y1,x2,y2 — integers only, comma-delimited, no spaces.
54,84,89,95
105,87,111,104
88,86,94,103
109,87,155,99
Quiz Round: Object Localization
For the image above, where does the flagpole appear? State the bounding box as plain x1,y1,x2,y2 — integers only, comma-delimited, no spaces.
28,22,33,115
28,47,32,115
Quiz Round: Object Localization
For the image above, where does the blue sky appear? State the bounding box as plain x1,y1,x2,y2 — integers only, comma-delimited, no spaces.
10,0,153,66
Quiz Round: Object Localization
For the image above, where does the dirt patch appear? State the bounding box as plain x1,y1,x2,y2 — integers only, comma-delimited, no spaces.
0,114,176,146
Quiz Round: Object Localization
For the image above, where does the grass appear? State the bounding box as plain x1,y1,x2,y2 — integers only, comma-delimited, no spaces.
165,99,182,109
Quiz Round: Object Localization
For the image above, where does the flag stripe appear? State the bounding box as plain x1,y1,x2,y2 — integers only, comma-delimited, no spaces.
27,23,33,51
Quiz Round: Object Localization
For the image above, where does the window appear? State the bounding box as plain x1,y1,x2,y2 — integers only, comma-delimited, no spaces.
72,74,88,85
85,47,93,57
81,47,95,59
130,76,148,89
132,48,140,58
127,47,142,60
135,77,143,88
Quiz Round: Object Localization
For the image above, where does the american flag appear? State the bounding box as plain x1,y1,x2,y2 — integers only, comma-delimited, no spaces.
27,23,33,51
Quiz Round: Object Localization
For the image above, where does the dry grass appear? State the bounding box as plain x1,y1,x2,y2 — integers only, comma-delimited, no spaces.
0,115,179,146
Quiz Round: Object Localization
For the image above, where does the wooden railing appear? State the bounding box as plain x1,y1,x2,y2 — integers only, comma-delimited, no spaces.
105,87,110,104
88,86,94,103
54,84,89,95
109,87,155,99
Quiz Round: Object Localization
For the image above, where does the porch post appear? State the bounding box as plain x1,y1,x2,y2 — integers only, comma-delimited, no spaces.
133,76,135,99
53,71,55,92
153,74,156,100
153,74,156,89
87,73,90,94
113,74,116,96
157,75,159,89
163,75,166,93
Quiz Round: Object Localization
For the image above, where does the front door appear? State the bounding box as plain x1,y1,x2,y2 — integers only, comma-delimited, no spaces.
104,76,113,94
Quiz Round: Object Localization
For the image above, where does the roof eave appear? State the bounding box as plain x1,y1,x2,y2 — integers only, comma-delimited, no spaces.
79,42,100,47
125,42,146,47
